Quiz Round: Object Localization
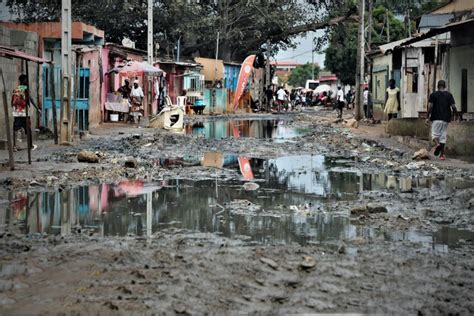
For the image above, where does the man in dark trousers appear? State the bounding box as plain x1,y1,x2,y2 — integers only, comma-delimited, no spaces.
11,74,40,151
426,80,458,161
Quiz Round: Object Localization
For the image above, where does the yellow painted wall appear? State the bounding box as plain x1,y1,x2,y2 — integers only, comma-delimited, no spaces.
195,57,224,82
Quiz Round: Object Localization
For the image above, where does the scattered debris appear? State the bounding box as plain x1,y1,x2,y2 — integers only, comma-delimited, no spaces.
243,182,260,191
412,148,430,160
366,203,388,214
300,256,316,270
344,119,359,129
259,257,279,270
77,150,99,163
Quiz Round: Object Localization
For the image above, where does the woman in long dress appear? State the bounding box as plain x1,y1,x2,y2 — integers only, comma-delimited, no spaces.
384,79,400,120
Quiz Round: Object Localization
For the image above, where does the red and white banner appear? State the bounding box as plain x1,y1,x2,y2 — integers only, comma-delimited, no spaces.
238,157,254,180
233,54,256,111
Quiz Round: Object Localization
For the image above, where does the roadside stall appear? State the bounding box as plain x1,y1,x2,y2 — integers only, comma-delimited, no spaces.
104,61,165,122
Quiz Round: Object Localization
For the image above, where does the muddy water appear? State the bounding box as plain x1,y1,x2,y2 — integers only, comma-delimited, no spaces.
1,179,472,249
186,119,305,140
2,154,471,249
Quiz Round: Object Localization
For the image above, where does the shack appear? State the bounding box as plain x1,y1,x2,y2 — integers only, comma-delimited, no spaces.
0,21,104,131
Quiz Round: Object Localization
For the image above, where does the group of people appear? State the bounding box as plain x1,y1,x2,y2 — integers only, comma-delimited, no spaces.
117,78,144,123
8,73,458,161
266,86,335,112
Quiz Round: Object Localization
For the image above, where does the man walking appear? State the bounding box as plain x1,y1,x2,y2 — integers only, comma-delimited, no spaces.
336,86,345,118
11,74,40,151
426,80,458,161
276,86,286,112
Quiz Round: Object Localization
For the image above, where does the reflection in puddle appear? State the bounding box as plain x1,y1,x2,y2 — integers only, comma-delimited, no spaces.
186,119,305,140
1,174,472,250
203,154,439,197
1,155,472,249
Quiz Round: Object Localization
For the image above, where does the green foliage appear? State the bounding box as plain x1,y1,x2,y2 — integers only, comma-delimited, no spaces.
324,1,444,85
5,0,355,61
374,0,448,16
371,5,406,44
324,24,357,85
288,63,320,87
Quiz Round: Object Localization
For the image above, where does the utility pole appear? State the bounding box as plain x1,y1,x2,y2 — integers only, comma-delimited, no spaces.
386,9,390,42
147,0,153,64
212,31,220,111
355,0,365,121
311,36,315,80
407,7,412,37
367,0,373,119
265,39,271,112
368,0,373,49
60,0,72,144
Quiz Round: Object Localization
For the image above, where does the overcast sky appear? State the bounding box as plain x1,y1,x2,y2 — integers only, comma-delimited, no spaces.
275,30,326,67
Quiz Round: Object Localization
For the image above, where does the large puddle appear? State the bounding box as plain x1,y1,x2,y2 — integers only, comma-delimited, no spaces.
185,119,306,140
2,154,473,251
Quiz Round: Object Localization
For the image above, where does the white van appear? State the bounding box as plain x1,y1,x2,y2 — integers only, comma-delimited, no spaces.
305,80,319,90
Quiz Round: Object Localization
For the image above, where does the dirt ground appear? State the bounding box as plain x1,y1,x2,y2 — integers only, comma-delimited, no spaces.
1,108,473,314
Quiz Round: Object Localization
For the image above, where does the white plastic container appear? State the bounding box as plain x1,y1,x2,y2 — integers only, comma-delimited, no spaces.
110,113,119,122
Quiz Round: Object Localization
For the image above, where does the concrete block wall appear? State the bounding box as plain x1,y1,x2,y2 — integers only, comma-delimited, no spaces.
0,25,40,145
387,118,474,155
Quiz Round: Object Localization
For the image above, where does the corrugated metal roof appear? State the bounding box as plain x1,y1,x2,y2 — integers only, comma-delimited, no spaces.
419,13,454,29
0,45,50,64
401,18,474,46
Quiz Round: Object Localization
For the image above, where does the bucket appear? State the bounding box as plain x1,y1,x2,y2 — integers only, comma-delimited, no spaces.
110,113,119,122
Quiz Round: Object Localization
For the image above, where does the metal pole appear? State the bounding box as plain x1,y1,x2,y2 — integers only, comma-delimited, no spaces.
72,52,81,135
61,0,72,144
355,0,365,121
50,52,58,144
0,68,14,170
25,60,32,164
177,37,181,62
146,192,152,237
432,34,439,95
386,9,390,42
147,0,153,64
311,36,315,80
407,8,411,37
265,39,271,112
368,0,373,49
213,31,220,111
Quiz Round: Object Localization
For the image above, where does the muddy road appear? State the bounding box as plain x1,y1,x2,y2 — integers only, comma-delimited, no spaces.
1,109,473,314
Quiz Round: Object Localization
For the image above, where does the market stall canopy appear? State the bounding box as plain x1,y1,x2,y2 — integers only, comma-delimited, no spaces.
0,45,51,64
107,61,165,76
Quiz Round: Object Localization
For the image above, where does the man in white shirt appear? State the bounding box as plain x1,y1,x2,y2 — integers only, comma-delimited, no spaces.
336,86,345,118
363,87,370,118
276,87,287,112
130,79,144,123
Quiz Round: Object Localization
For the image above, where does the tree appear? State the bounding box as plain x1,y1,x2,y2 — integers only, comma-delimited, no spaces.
324,0,437,85
5,0,357,61
324,24,357,85
371,5,406,44
288,63,320,87
374,0,447,17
